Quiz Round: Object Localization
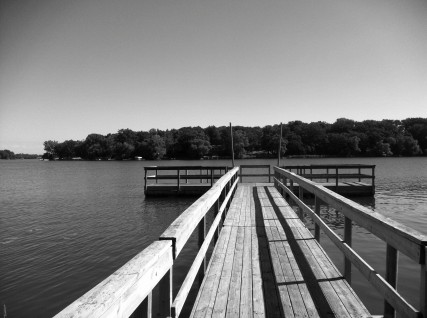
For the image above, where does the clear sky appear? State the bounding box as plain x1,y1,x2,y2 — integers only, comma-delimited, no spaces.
1,0,426,154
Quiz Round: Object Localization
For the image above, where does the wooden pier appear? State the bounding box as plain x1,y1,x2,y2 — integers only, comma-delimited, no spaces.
145,164,376,197
55,166,427,318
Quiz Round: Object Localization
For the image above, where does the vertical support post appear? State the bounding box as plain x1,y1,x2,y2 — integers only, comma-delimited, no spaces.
420,246,427,317
200,168,203,183
177,169,180,192
159,268,172,318
310,168,312,181
214,198,220,243
211,168,214,186
230,122,235,167
144,169,148,193
358,167,361,182
344,216,352,284
335,167,339,191
240,166,243,183
155,169,158,184
298,187,304,220
269,165,271,183
131,292,152,318
198,215,207,285
372,166,376,195
326,168,329,182
278,122,283,167
186,169,188,184
290,180,294,195
384,244,398,318
314,196,321,242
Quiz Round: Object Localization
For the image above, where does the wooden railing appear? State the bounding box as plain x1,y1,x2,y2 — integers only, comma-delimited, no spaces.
284,164,375,194
274,166,427,318
239,164,271,182
144,166,229,193
54,167,240,318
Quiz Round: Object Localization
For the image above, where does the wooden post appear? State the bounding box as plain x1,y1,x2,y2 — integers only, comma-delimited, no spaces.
298,187,304,220
326,168,329,182
144,169,147,193
384,244,398,317
177,169,180,192
314,196,321,241
278,122,283,167
268,165,271,183
230,123,235,167
335,167,339,191
344,217,352,284
159,268,172,318
186,169,188,184
155,169,158,184
214,198,220,244
372,166,376,195
420,246,427,317
198,215,207,285
240,166,243,183
358,167,361,182
131,292,152,318
210,168,214,186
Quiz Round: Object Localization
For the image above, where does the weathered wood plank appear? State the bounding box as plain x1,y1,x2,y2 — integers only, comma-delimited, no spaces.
54,241,172,318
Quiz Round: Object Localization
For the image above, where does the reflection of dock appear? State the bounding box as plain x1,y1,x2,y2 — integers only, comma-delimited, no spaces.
144,164,375,197
56,165,427,318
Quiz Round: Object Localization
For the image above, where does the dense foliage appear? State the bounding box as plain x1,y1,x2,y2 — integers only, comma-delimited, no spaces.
42,118,427,160
0,150,39,159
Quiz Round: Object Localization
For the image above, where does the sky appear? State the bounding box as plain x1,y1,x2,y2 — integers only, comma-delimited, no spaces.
1,0,427,154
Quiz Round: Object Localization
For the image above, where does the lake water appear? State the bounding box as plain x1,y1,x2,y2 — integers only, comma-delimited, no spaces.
1,157,426,317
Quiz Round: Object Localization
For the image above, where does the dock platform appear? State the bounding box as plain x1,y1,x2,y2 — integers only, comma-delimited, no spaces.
191,183,370,317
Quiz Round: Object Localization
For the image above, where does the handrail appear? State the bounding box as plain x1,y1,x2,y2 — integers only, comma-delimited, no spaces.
55,167,240,318
274,166,427,318
239,164,271,182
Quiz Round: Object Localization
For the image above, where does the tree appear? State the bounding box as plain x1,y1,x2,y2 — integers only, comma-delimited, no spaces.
43,140,59,159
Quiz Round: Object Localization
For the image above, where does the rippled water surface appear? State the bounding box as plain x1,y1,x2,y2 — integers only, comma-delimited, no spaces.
1,158,426,317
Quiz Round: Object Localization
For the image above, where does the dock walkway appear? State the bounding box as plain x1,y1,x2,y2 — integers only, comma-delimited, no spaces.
191,183,370,317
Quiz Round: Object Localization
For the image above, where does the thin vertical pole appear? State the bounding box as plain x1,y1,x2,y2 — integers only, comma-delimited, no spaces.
159,268,172,318
384,244,398,317
420,246,427,317
344,217,352,284
278,122,283,167
230,122,235,167
198,215,207,285
314,196,321,241
144,169,147,193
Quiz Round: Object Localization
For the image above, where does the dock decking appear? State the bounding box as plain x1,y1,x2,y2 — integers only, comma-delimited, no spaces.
191,183,370,317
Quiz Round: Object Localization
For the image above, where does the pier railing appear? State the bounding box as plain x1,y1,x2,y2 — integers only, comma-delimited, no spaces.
239,164,271,182
144,166,229,192
54,167,240,318
274,166,427,318
284,164,375,194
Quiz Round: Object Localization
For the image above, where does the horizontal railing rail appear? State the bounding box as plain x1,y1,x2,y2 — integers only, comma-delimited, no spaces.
274,167,427,318
55,167,240,318
239,164,271,182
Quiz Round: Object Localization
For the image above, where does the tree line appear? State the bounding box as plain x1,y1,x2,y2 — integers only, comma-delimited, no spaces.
0,150,39,160
41,118,427,160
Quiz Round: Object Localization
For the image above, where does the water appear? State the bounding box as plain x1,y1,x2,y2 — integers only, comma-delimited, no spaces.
0,157,426,317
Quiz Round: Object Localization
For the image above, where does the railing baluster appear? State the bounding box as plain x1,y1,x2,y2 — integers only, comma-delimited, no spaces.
177,169,180,192
198,215,207,285
344,216,352,284
314,196,321,241
159,268,173,318
384,244,398,318
131,292,152,318
421,246,427,317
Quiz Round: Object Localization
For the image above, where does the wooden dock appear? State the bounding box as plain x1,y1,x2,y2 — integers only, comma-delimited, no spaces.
191,183,370,317
55,166,427,318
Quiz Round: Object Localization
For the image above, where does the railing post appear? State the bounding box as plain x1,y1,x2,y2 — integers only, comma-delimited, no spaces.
335,167,339,191
298,186,304,220
211,168,214,186
144,169,148,193
198,215,207,285
186,169,188,184
314,196,321,241
372,166,376,195
358,167,361,182
159,268,173,318
156,169,158,184
326,168,329,182
131,292,152,318
177,169,180,193
344,216,352,284
269,165,271,183
214,198,220,243
384,244,398,318
421,246,427,317
240,166,243,183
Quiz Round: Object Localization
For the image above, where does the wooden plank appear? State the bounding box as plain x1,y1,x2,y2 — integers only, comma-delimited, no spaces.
240,226,253,317
54,241,173,318
225,226,245,317
251,226,266,318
